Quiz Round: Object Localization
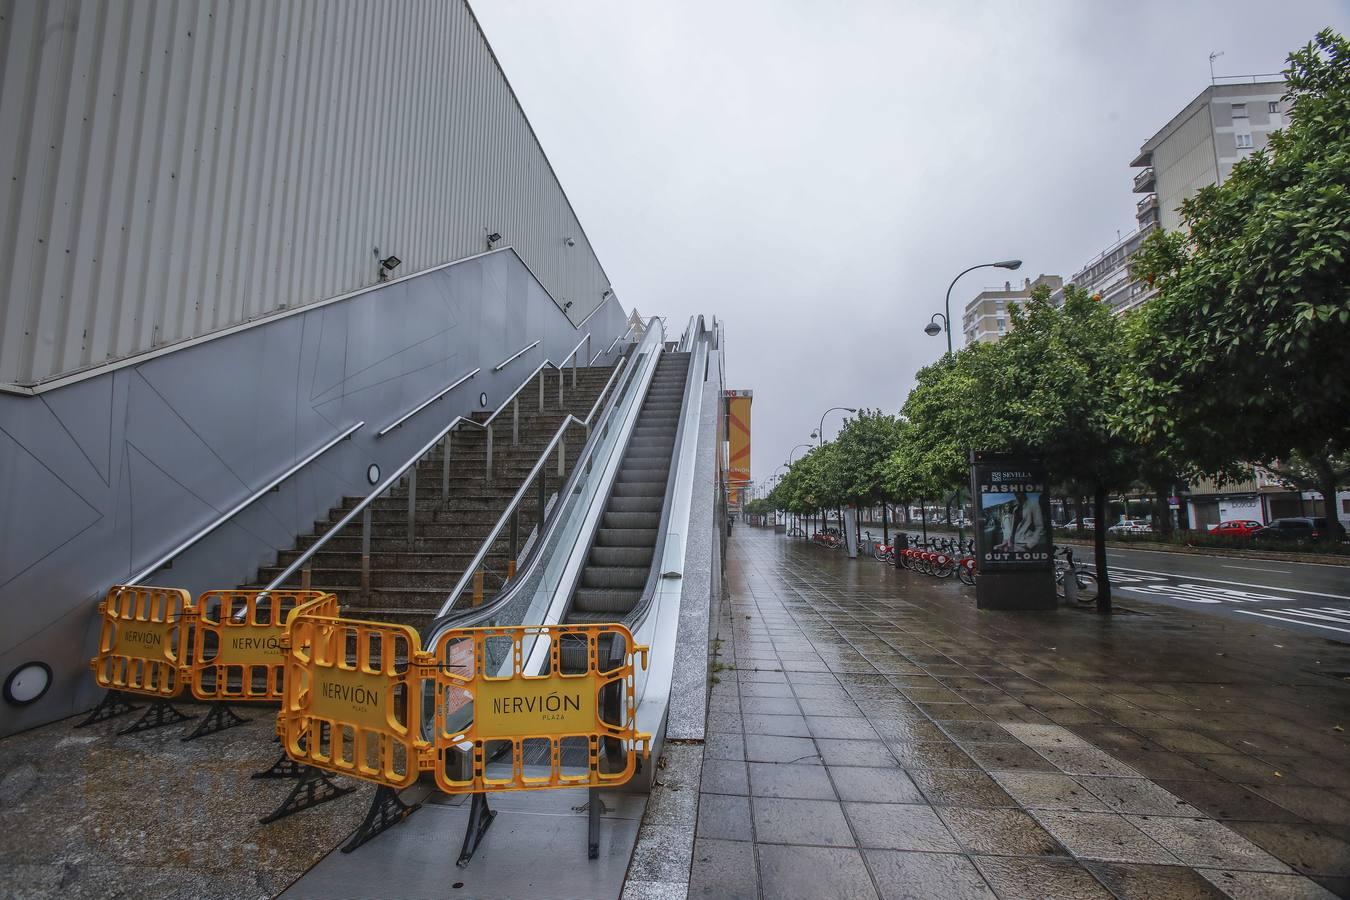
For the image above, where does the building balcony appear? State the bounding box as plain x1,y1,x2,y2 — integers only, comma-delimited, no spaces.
1132,167,1155,193
1135,194,1158,215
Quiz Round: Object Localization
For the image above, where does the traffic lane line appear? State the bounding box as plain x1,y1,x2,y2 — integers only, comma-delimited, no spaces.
1233,609,1350,634
1097,544,1350,569
1221,564,1291,574
1268,607,1350,625
1088,565,1350,602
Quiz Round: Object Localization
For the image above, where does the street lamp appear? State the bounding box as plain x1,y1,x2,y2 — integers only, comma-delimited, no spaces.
788,443,814,465
813,407,858,447
925,259,1022,355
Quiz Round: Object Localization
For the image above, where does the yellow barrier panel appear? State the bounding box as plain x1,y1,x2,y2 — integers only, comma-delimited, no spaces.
190,589,335,702
279,607,427,789
430,623,650,795
90,585,195,698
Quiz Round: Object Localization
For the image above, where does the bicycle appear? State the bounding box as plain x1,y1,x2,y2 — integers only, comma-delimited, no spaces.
812,528,843,550
1054,546,1099,603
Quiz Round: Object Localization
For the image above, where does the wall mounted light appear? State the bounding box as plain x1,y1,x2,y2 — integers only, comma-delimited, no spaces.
486,232,502,248
367,464,381,485
564,237,576,247
3,661,51,706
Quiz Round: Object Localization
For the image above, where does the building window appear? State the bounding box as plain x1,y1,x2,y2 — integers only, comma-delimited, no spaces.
1267,101,1279,114
1231,103,1247,118
1235,133,1253,149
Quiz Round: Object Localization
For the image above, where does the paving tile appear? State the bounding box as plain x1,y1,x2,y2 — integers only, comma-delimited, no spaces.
743,735,819,765
1035,746,1140,777
1083,861,1227,899
696,793,752,841
1134,729,1238,755
844,802,961,852
1032,810,1179,864
741,713,811,738
1000,722,1094,749
748,762,835,800
815,738,896,767
964,741,1063,773
790,683,851,700
941,721,1015,744
1155,779,1307,823
936,806,1065,857
1246,784,1350,825
991,772,1110,812
870,718,949,742
865,849,997,900
1073,776,1200,817
909,768,1018,808
887,740,976,770
1126,815,1292,872
757,844,878,900
795,697,863,718
689,838,757,900
627,824,696,882
1108,750,1215,782
739,696,800,716
700,758,749,796
805,716,879,740
739,681,795,698
1225,821,1350,877
703,731,745,762
752,798,854,847
829,765,926,804
971,856,1113,899
1196,867,1340,899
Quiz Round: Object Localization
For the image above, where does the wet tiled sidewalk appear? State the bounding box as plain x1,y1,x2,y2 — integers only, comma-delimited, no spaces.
691,526,1350,899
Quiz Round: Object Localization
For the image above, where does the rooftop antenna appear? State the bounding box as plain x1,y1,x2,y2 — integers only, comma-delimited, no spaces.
1209,50,1224,84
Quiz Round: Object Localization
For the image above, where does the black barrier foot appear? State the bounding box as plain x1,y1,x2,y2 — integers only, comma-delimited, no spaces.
116,699,195,735
258,766,355,824
340,785,421,853
75,690,141,728
252,751,308,780
181,702,250,741
456,793,496,868
587,788,603,860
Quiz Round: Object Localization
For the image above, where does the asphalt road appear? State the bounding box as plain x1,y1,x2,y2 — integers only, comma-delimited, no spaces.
1086,544,1350,642
875,526,1350,641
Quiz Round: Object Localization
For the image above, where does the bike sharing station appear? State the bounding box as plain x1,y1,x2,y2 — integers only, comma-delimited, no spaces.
969,451,1056,610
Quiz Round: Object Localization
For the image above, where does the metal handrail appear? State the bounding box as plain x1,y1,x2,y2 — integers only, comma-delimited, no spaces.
432,354,631,617
493,340,541,371
263,333,603,593
377,368,480,437
130,420,363,585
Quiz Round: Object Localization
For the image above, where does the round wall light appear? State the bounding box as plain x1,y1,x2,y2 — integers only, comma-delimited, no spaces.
4,661,52,706
479,391,489,408
367,464,381,485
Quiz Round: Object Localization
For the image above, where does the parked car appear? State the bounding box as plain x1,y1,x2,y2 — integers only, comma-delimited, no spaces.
1252,517,1327,545
1107,519,1151,535
1208,519,1263,538
1061,518,1095,531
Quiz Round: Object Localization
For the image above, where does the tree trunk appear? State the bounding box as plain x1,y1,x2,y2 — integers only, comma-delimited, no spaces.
882,504,889,545
1315,458,1346,542
1093,487,1112,614
1152,485,1174,538
1074,495,1084,535
920,501,928,544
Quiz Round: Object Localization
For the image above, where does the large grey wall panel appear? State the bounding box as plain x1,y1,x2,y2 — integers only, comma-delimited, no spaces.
0,0,615,389
0,249,628,734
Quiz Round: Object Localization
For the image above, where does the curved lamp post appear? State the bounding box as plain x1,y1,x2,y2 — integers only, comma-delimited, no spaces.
812,407,858,447
926,259,1022,355
787,443,814,465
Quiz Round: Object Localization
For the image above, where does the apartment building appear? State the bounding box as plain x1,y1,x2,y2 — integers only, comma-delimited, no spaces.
962,275,1064,346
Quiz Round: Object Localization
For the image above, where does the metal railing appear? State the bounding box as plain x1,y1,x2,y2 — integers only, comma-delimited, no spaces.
377,368,480,437
129,421,364,585
262,332,607,595
493,340,541,371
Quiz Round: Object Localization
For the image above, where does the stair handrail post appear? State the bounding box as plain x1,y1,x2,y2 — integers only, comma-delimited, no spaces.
441,432,453,503
557,366,564,409
538,370,544,412
558,435,565,476
485,424,494,483
512,397,519,446
407,468,418,549
361,507,372,598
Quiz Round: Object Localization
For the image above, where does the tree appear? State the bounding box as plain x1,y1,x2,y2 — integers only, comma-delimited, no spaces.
1126,29,1350,539
833,410,905,542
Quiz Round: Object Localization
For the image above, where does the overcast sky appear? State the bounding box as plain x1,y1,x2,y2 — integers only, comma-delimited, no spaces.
472,1,1345,487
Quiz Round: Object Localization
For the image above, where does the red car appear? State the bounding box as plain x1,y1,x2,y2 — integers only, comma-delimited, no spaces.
1209,519,1263,538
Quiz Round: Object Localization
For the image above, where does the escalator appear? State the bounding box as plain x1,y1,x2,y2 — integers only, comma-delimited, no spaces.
567,352,690,624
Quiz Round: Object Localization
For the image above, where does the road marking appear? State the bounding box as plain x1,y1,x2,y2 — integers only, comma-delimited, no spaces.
1274,607,1350,625
1233,609,1350,634
1221,564,1291,574
1100,545,1350,570
1099,566,1350,601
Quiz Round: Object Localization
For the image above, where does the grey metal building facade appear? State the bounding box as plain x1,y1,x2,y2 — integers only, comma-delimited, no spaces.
1,0,615,392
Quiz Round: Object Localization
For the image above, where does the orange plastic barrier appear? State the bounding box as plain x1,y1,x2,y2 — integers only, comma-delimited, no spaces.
279,606,427,788
90,585,195,698
430,623,650,794
190,589,335,702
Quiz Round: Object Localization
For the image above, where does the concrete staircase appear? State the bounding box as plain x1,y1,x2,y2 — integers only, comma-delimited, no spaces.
246,365,617,631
